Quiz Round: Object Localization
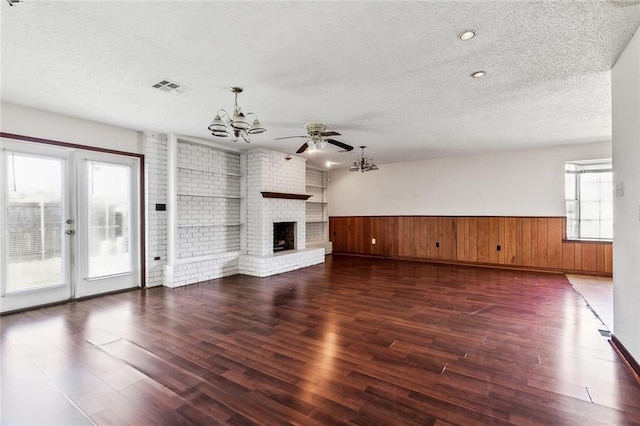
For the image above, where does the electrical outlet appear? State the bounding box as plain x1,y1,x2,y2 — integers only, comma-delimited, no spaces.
435,242,440,248
497,245,501,251
372,238,376,245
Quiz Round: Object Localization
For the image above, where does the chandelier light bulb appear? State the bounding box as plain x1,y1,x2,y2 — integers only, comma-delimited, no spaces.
248,118,266,134
208,114,228,134
232,112,250,130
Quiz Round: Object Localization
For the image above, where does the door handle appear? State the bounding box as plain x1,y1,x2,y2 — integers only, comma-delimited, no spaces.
66,229,75,235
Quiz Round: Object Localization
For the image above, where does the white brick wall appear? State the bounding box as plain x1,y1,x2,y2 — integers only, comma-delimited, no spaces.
306,168,325,187
143,132,168,287
246,149,306,257
165,253,239,288
306,222,325,242
177,142,241,175
305,203,324,222
148,139,326,286
166,138,243,285
305,185,324,202
239,248,324,277
175,140,242,259
176,197,240,227
175,226,241,259
239,149,326,276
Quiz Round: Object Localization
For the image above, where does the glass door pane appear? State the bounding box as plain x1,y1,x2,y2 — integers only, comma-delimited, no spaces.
1,140,72,314
5,153,65,292
76,152,140,299
87,161,132,278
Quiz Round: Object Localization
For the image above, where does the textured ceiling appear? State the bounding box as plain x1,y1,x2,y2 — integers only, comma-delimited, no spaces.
2,1,640,168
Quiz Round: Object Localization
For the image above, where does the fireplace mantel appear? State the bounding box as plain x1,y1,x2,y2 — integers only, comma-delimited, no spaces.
260,191,311,200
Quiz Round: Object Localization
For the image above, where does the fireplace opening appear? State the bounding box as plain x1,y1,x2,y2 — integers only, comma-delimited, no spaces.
273,222,295,252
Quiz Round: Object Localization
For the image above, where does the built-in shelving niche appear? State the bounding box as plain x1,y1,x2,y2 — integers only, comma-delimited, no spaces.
305,167,332,254
175,139,243,259
165,134,245,287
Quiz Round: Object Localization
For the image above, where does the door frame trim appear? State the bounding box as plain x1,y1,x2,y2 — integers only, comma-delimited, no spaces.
0,132,146,289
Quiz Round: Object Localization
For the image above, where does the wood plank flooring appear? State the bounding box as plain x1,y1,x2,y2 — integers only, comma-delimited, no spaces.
567,274,614,333
2,255,639,425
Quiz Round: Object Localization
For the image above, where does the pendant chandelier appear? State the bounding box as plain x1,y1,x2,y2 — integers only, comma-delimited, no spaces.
349,146,379,173
207,87,266,143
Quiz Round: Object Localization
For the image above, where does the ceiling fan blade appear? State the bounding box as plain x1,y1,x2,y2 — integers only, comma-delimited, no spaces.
274,135,307,140
320,131,341,137
296,142,309,154
326,139,354,151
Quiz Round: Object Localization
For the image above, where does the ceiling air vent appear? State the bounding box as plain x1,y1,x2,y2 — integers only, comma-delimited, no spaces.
152,79,187,94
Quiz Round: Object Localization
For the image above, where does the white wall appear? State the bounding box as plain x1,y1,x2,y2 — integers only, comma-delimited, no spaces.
1,102,141,153
142,132,168,288
612,27,640,363
328,141,611,217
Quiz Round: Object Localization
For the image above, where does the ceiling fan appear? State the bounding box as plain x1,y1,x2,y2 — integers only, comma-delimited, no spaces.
275,123,354,154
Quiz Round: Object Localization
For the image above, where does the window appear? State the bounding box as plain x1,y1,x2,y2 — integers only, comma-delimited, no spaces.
565,159,612,240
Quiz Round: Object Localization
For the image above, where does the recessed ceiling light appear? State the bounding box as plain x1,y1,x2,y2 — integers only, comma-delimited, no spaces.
471,71,486,78
459,30,476,41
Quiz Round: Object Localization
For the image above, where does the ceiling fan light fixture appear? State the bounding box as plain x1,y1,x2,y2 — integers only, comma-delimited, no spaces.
459,30,476,41
275,123,354,154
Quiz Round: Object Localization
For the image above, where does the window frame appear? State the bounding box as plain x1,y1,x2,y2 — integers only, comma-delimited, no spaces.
564,159,613,242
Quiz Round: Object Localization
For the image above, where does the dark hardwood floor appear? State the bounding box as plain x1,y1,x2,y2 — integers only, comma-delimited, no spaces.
2,255,639,425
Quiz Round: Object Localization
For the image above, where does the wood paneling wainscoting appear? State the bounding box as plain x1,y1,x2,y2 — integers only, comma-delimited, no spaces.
329,216,612,276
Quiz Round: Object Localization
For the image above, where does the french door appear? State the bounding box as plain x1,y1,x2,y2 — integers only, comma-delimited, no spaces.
1,139,141,313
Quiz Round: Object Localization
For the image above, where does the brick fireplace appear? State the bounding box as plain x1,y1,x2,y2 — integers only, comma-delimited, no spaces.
238,149,324,277
146,135,325,288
